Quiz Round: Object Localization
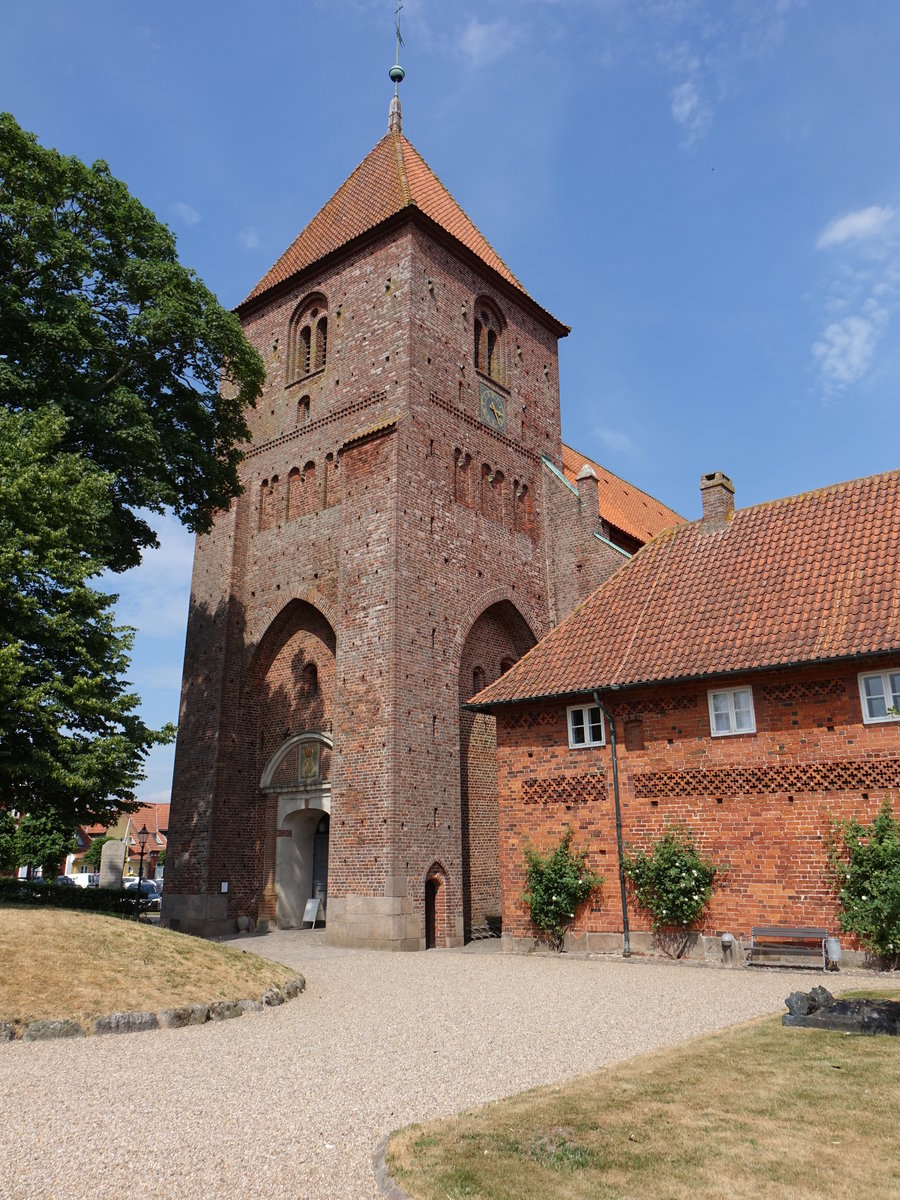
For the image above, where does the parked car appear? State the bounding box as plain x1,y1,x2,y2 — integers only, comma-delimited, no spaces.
70,873,99,888
56,875,76,886
124,879,161,911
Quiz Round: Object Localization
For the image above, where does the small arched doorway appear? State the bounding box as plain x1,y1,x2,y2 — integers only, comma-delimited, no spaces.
424,864,448,949
425,878,438,948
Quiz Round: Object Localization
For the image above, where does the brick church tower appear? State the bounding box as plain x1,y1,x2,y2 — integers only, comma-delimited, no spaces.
163,89,677,945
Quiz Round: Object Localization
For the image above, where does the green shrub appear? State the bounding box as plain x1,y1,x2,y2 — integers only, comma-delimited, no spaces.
523,827,602,951
827,799,900,968
623,824,719,931
0,877,137,916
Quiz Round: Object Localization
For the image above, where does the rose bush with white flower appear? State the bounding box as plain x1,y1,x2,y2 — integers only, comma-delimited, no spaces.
623,824,720,931
828,799,900,969
522,827,602,952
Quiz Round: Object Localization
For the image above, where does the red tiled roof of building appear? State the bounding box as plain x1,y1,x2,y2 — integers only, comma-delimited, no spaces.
124,803,169,852
474,469,900,705
242,132,529,307
561,443,684,543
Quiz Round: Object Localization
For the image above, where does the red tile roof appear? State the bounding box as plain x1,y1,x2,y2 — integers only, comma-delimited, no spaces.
124,804,169,855
561,443,684,543
242,132,529,307
474,469,900,704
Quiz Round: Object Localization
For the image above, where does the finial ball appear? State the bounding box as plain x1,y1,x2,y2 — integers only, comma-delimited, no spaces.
389,64,405,84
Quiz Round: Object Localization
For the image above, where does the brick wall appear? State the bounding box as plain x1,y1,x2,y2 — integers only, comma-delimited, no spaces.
166,212,633,943
495,659,900,950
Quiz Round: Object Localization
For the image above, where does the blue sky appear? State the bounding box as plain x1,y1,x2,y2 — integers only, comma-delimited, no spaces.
3,0,899,803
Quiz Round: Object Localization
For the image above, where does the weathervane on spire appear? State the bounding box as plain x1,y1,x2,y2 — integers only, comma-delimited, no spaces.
388,0,405,133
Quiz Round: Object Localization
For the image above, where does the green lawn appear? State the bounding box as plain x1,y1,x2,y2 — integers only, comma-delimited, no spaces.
388,989,900,1200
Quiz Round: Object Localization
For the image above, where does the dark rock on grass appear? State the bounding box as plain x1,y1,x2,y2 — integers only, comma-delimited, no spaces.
261,986,285,1007
238,998,264,1014
158,1004,209,1029
784,988,900,1035
0,1022,15,1042
93,1011,159,1036
23,1019,85,1041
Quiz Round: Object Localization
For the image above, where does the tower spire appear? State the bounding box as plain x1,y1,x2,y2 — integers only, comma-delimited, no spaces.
388,0,405,134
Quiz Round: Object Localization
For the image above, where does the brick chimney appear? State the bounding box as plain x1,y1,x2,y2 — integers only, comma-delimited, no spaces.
576,464,600,528
699,471,735,525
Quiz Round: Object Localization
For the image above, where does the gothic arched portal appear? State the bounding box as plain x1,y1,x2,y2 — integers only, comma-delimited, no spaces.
249,600,336,926
458,600,537,940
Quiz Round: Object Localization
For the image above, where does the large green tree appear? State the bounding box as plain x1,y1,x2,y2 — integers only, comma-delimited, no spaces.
0,112,264,571
0,407,169,824
0,114,264,824
0,806,17,874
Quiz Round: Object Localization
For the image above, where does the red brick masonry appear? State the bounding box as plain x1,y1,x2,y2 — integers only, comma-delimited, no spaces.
496,660,900,949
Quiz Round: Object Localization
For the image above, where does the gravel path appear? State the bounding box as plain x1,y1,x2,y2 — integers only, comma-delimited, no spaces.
0,933,847,1199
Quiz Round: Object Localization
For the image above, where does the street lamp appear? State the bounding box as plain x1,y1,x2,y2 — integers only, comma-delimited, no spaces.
135,824,149,920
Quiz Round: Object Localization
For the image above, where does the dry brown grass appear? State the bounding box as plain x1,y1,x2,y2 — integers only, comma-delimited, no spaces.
0,907,296,1034
389,989,900,1200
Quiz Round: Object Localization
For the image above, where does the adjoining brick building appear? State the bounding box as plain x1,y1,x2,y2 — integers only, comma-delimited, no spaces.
472,469,900,959
162,99,680,944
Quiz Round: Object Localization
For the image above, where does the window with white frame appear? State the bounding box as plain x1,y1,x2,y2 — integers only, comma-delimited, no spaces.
858,669,900,724
707,687,756,736
567,703,605,748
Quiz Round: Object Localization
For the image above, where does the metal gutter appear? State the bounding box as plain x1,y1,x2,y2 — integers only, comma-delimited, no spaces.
594,530,631,558
593,691,630,958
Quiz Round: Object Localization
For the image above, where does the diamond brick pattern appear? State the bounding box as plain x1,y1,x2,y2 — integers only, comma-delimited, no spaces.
633,756,900,799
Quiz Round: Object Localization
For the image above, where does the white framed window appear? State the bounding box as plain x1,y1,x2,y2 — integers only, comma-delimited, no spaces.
858,669,900,724
567,703,605,748
708,687,756,736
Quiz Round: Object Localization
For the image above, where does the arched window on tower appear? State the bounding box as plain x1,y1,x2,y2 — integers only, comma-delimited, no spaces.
302,662,318,696
287,294,328,384
301,461,317,515
260,476,282,531
454,448,473,507
473,298,506,387
288,467,302,520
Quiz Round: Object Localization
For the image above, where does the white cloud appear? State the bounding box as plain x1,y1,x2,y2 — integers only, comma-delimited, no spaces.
670,79,712,145
810,203,899,395
459,18,519,69
238,226,261,250
594,427,635,455
817,206,896,250
106,510,194,640
812,309,886,390
172,201,201,226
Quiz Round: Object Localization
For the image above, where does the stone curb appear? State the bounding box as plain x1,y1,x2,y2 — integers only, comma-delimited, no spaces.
8,974,305,1043
372,1135,411,1200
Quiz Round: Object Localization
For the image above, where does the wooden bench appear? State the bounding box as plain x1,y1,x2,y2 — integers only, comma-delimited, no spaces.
745,925,829,971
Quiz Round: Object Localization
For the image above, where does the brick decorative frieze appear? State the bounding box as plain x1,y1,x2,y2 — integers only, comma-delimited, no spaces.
761,678,846,706
243,390,389,460
522,774,606,805
633,756,900,799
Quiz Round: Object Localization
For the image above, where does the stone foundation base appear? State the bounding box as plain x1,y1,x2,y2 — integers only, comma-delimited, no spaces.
325,894,464,950
160,892,234,937
502,930,867,968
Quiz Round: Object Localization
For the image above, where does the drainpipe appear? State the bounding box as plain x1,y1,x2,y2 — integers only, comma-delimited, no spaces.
593,691,630,958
